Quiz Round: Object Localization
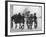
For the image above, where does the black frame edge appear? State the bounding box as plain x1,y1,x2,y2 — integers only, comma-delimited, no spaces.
5,1,8,36
6,1,45,4
44,3,45,34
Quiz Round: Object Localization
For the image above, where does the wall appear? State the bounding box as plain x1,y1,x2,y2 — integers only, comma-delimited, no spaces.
0,0,46,37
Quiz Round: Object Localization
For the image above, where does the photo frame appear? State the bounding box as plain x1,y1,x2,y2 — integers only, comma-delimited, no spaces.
5,1,45,36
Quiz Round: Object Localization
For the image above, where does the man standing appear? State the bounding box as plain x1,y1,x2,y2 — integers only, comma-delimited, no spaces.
34,13,37,29
28,14,33,29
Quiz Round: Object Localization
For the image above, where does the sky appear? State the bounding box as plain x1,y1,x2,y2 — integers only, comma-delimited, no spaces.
13,5,42,17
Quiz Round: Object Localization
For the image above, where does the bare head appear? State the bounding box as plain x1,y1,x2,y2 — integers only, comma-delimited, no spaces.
18,13,21,15
30,14,33,16
34,13,36,16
